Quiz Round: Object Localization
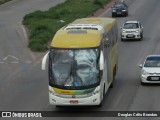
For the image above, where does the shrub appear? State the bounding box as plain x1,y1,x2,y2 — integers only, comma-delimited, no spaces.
94,0,103,8
0,0,11,5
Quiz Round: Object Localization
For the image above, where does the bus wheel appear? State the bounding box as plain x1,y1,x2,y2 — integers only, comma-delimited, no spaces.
110,81,114,88
110,81,113,88
110,69,116,88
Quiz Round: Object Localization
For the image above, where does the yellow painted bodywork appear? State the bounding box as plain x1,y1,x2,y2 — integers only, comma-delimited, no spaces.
53,87,75,95
51,30,101,48
52,87,96,95
71,17,116,32
50,17,116,48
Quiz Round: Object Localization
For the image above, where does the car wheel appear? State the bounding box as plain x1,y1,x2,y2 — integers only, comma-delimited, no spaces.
121,38,124,41
141,33,143,39
139,34,143,41
112,14,115,17
141,82,145,85
56,105,62,108
139,37,142,41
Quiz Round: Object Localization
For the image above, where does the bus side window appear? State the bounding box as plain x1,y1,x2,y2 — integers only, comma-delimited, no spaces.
109,32,112,48
112,30,115,46
110,30,114,47
104,33,109,48
115,25,118,42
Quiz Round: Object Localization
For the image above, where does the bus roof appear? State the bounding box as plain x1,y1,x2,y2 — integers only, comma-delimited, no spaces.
51,17,116,48
51,30,101,48
69,17,117,32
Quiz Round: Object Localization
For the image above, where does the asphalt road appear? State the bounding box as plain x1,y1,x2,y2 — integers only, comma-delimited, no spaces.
1,0,160,120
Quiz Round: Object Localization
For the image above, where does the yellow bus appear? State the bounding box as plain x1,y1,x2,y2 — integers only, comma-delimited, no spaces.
42,17,118,106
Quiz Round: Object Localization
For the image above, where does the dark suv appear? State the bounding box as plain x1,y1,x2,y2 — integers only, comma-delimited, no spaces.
111,2,128,17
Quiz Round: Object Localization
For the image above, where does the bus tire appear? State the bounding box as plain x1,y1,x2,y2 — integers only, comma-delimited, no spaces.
110,77,116,88
110,82,113,88
110,67,116,88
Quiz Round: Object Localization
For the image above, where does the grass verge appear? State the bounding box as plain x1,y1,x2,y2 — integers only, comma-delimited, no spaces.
23,0,112,52
0,0,12,5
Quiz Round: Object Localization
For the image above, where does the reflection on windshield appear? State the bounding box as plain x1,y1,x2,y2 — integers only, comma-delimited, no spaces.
114,4,125,8
50,48,99,88
124,23,139,29
144,57,160,67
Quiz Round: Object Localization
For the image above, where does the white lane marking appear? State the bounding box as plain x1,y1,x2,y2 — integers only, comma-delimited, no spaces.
25,61,32,64
0,61,33,64
3,55,19,61
11,61,19,64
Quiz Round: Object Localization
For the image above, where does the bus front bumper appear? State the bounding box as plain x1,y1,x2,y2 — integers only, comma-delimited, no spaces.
49,93,101,106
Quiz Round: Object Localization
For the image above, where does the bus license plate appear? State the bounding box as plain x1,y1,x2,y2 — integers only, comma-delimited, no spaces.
70,100,78,104
151,77,159,81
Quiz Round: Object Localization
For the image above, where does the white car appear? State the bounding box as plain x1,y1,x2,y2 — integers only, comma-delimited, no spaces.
121,21,143,41
139,55,160,85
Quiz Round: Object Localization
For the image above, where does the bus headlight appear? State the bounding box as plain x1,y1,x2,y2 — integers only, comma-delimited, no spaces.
49,86,56,95
92,90,100,95
92,86,100,95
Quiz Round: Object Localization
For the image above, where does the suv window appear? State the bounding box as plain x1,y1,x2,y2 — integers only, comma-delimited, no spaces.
123,23,139,29
114,1,127,7
114,4,125,8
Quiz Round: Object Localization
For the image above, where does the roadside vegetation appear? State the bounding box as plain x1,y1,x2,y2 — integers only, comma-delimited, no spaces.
23,0,112,51
0,0,11,5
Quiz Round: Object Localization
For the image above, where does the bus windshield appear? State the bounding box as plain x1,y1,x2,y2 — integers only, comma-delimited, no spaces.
49,48,100,89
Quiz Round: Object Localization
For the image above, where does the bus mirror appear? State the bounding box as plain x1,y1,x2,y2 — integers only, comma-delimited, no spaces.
42,52,49,70
99,51,104,70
